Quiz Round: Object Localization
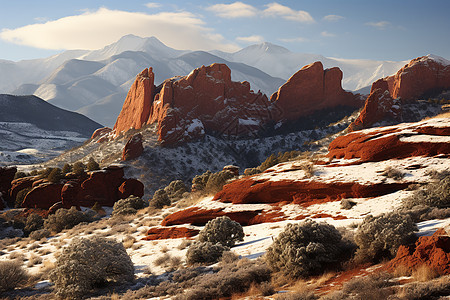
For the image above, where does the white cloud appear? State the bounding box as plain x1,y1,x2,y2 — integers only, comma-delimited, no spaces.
145,2,161,9
0,7,239,52
321,31,336,37
206,2,257,18
236,35,264,43
365,21,390,30
323,14,344,22
263,2,315,23
279,37,308,43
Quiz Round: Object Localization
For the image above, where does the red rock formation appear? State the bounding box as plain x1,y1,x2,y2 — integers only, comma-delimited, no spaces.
61,181,82,208
114,68,156,135
118,178,144,199
270,62,362,121
329,119,450,163
143,226,200,240
0,166,16,207
91,127,113,143
113,63,360,146
387,228,450,275
8,177,35,206
122,133,144,161
22,183,64,209
350,55,450,131
213,177,409,205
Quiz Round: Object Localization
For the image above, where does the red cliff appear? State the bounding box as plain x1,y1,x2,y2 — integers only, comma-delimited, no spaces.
270,62,362,121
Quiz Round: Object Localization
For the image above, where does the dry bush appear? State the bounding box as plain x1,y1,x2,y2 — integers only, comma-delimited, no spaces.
177,239,192,250
301,162,315,178
49,236,134,299
382,167,405,180
154,253,172,267
265,220,343,278
354,212,417,263
412,264,438,282
44,206,94,234
164,180,188,202
0,260,29,292
340,199,356,210
112,196,148,216
150,189,171,209
26,254,43,267
122,235,136,249
276,291,317,300
198,216,244,247
186,241,229,265
396,274,450,299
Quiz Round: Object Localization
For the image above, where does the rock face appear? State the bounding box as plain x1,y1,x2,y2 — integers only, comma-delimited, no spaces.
329,117,450,164
122,133,144,161
350,55,450,131
22,183,64,209
270,62,361,121
143,226,200,240
9,177,35,206
0,166,16,207
91,127,113,143
113,62,360,146
387,228,450,275
114,68,156,134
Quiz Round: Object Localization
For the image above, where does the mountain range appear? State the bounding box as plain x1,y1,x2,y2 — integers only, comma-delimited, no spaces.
0,35,407,127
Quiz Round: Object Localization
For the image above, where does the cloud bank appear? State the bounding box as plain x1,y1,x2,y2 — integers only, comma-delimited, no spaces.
0,7,239,52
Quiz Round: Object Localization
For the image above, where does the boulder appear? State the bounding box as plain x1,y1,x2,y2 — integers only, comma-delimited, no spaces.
122,133,144,161
387,228,450,275
9,177,35,206
61,181,82,208
118,178,145,199
91,127,113,142
270,62,362,121
22,183,64,209
114,68,156,135
0,166,16,207
143,226,200,240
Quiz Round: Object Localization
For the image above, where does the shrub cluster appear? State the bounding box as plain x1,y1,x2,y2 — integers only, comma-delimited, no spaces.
354,212,417,263
150,189,171,209
198,216,244,247
112,196,148,216
258,150,301,172
381,167,405,180
192,170,236,194
164,180,188,202
186,241,229,265
265,219,343,278
0,260,29,292
403,173,449,210
44,206,95,233
15,187,32,208
49,236,134,299
23,213,44,235
86,157,100,171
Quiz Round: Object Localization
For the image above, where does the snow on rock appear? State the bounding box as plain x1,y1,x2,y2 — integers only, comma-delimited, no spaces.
330,117,450,164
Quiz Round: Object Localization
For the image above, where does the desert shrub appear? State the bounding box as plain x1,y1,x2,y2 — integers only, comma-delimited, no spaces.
13,171,28,179
381,166,405,180
276,291,317,300
112,196,148,216
15,187,31,208
403,174,450,209
186,241,229,265
62,163,72,174
44,206,94,233
184,259,272,299
47,168,63,183
164,180,188,202
29,228,51,240
86,157,100,171
150,189,171,209
49,236,134,299
259,150,301,172
72,162,86,176
198,216,244,247
396,274,450,299
205,170,236,193
192,170,212,191
265,219,343,278
244,167,261,176
322,272,394,300
0,260,29,292
354,212,417,263
23,213,44,234
301,162,315,178
340,199,356,210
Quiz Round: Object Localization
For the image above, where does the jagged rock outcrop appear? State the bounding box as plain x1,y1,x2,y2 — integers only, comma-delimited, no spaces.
329,117,450,164
114,68,156,134
122,133,144,161
112,62,360,146
270,61,362,121
350,55,450,131
387,228,450,275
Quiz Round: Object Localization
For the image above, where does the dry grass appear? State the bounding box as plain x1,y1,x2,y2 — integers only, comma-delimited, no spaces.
412,264,438,282
154,253,172,267
177,239,192,250
131,243,143,250
123,235,136,249
160,245,169,253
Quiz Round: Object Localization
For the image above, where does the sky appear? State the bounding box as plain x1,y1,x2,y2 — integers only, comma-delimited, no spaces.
1,0,450,62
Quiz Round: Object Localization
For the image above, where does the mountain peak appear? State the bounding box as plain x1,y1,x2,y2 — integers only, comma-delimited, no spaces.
238,42,291,55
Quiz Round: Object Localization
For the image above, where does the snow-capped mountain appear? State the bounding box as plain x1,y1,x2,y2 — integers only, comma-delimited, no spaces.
0,94,102,165
1,35,408,126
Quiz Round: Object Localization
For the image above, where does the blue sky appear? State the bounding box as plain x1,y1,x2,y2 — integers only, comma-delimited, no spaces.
1,0,449,61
